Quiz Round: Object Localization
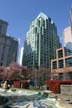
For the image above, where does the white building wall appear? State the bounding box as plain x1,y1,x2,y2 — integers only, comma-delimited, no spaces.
19,47,24,65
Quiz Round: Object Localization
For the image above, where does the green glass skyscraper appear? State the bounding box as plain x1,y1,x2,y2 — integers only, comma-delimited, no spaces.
22,12,61,70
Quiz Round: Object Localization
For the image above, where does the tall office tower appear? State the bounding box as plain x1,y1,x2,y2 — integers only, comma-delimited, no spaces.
0,19,18,66
64,27,72,49
0,19,8,35
64,7,72,49
0,33,18,66
22,12,61,70
70,7,72,33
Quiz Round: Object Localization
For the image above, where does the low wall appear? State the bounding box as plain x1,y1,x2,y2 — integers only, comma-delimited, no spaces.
13,81,21,88
60,85,72,95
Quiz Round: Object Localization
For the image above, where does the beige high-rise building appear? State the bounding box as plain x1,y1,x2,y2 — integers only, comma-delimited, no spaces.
64,7,72,50
64,26,72,48
70,7,72,32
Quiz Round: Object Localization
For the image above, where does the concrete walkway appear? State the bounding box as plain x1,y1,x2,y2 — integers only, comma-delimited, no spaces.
56,94,72,108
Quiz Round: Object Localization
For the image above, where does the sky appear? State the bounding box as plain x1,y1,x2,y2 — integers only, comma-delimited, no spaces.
0,0,72,63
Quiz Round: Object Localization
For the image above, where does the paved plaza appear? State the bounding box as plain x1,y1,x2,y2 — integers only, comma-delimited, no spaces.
54,94,72,108
0,88,72,108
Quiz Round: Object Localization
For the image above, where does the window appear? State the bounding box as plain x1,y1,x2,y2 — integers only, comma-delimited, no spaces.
65,58,72,67
58,60,64,68
65,48,72,56
52,61,57,69
34,27,37,33
59,73,63,80
58,50,63,58
68,73,72,80
37,20,40,27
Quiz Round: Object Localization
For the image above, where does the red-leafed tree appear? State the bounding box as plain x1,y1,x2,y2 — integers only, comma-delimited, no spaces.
0,63,27,81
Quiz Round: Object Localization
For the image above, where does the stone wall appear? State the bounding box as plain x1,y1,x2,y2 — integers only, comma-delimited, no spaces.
60,85,72,95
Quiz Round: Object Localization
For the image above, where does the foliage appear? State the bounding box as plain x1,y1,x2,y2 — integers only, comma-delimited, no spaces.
0,63,27,81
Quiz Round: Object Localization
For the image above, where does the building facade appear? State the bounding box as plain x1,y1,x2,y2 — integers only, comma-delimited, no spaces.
64,26,72,49
51,8,72,80
22,12,61,70
0,19,8,35
0,19,18,66
0,33,18,66
64,8,72,50
70,7,72,32
19,47,24,65
51,47,72,80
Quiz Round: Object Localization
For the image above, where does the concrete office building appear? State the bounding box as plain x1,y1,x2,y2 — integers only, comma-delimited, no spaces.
51,8,72,80
0,19,18,66
22,12,61,70
51,47,72,80
0,19,8,35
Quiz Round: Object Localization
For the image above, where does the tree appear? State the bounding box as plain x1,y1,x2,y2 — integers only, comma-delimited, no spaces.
0,63,27,81
0,66,5,80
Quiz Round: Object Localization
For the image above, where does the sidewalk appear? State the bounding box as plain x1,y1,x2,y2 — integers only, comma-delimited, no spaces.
56,94,72,108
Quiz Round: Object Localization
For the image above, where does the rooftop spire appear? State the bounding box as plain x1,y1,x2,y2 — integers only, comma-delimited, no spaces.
37,12,48,20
